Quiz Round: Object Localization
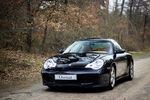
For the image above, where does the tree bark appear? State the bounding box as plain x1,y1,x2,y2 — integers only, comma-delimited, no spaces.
142,13,148,46
129,0,134,19
115,0,118,12
26,0,43,52
105,0,109,24
26,0,32,52
120,0,125,16
65,0,68,5
41,18,49,53
135,0,140,13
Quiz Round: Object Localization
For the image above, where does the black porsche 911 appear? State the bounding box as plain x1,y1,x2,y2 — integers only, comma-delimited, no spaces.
41,38,134,89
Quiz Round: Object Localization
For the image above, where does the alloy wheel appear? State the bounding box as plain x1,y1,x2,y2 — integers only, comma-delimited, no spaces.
109,66,116,89
129,62,134,80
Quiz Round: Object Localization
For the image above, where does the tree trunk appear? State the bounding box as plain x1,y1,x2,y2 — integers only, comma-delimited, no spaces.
41,18,49,54
115,0,118,12
65,0,68,5
129,0,134,19
142,13,148,47
26,0,32,52
105,0,109,24
120,0,125,16
135,0,140,14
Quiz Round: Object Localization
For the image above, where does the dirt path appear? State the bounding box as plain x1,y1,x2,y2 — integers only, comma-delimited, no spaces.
1,56,150,100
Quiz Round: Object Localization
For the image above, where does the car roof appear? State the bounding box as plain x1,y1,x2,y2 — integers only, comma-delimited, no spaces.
77,38,116,43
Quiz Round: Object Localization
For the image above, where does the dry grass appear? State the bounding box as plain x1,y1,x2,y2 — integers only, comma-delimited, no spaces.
0,49,49,88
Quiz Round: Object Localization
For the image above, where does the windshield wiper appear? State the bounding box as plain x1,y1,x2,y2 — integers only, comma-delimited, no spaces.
85,51,108,54
63,52,81,54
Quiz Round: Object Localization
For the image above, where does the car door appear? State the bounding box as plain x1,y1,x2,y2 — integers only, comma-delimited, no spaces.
113,41,128,77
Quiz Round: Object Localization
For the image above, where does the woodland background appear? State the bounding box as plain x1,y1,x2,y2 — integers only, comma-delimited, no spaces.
0,0,150,88
0,0,150,55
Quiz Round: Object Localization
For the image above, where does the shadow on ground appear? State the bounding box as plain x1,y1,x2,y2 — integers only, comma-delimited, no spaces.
44,78,130,93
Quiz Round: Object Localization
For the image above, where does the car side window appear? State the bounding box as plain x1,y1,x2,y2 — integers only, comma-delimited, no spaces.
113,41,122,51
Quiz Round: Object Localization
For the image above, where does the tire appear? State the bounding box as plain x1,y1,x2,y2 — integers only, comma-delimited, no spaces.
108,66,116,89
128,62,134,80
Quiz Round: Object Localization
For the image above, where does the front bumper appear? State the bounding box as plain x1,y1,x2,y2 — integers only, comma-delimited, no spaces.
41,68,110,88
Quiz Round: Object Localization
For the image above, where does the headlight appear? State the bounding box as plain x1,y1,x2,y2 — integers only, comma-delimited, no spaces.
85,59,104,70
44,59,56,69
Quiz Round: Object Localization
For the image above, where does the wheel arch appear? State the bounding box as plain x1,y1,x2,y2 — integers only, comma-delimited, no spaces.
127,55,134,67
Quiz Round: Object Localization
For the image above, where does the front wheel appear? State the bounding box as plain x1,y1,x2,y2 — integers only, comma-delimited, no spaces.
108,66,116,89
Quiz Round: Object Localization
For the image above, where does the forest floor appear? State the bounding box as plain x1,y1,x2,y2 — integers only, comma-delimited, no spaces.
0,49,50,92
0,48,150,93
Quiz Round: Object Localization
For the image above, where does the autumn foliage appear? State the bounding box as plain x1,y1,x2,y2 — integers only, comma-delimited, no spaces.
0,0,150,54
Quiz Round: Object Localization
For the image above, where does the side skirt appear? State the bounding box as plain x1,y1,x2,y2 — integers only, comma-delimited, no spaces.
116,73,128,81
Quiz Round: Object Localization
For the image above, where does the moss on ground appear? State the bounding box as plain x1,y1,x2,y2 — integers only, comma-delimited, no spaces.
131,48,150,58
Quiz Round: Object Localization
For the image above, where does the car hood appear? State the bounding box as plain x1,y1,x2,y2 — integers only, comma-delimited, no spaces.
51,53,106,68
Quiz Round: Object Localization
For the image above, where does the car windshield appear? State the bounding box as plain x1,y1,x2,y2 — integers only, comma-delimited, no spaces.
63,41,113,54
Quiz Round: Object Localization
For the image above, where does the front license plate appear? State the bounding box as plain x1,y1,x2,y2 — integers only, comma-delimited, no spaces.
55,74,77,80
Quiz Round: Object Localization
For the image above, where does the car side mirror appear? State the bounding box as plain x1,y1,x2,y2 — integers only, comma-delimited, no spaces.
59,49,64,53
115,49,125,54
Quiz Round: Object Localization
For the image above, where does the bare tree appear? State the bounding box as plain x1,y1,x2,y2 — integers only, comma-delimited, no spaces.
26,0,32,52
26,0,43,52
120,0,125,16
115,0,118,12
129,0,134,19
142,3,149,46
105,0,109,24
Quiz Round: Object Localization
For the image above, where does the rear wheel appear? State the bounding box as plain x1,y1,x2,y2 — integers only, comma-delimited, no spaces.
128,62,134,80
108,66,116,89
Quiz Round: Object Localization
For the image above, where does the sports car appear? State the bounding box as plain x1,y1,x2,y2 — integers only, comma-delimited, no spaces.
41,38,134,89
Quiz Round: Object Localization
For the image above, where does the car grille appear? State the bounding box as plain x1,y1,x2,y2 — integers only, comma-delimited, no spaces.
42,74,99,84
42,73,54,82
